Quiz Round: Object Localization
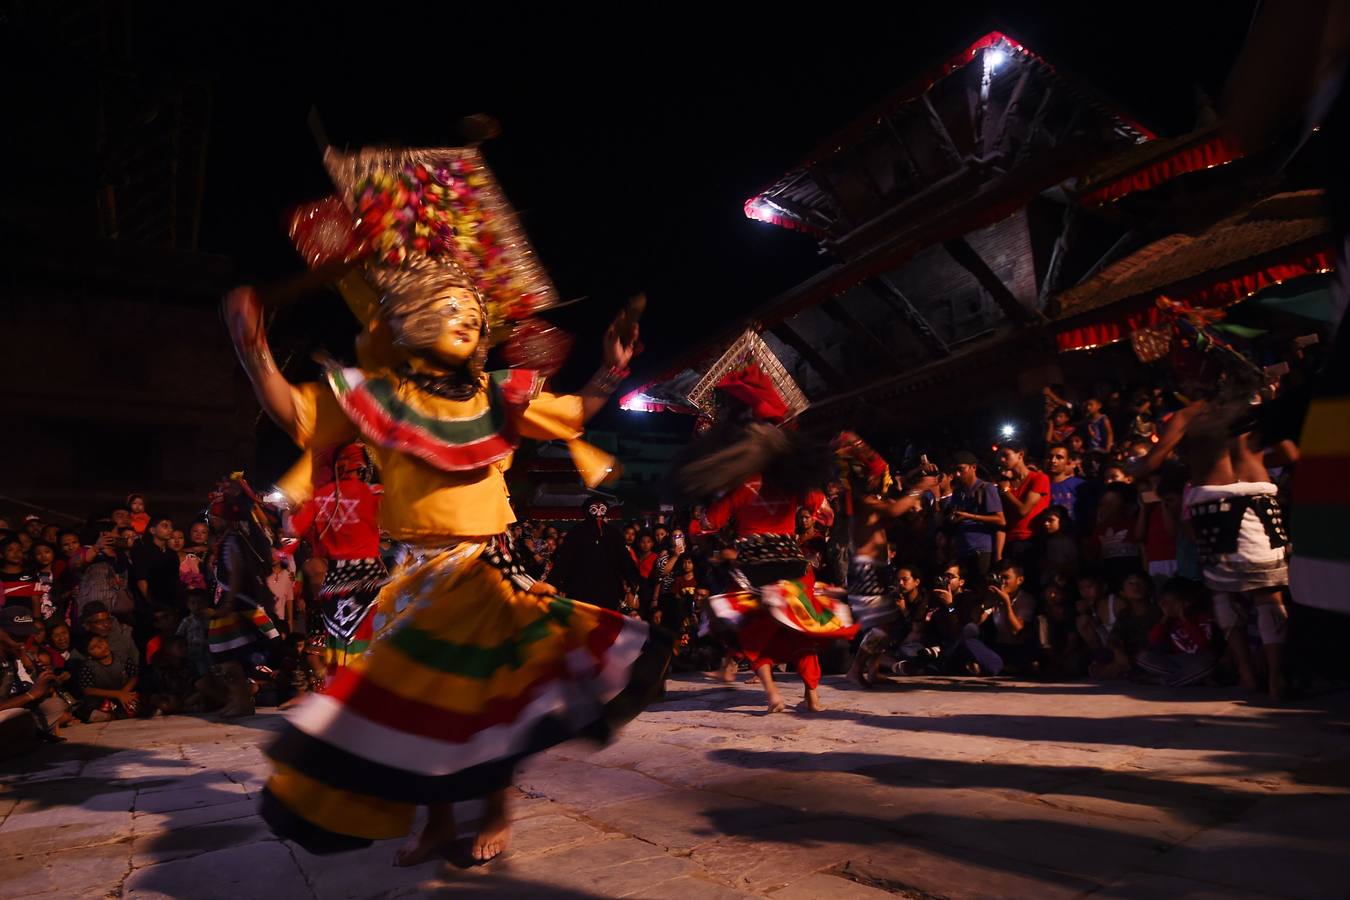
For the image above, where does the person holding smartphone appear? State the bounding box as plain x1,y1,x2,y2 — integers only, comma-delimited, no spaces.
73,525,129,620
651,529,688,630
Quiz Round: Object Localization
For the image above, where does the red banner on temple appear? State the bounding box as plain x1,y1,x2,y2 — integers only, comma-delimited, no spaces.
1056,248,1335,352
1079,133,1245,206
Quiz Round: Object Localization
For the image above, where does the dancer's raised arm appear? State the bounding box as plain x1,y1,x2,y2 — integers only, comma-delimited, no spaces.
580,307,640,421
223,286,299,437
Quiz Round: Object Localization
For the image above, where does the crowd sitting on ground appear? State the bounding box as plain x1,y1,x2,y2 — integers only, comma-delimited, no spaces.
0,495,325,757
0,367,1335,757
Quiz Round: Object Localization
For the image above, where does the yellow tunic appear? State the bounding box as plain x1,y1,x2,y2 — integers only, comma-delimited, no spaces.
284,373,588,542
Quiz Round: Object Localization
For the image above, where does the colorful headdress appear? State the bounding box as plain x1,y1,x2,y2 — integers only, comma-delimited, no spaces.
287,143,565,359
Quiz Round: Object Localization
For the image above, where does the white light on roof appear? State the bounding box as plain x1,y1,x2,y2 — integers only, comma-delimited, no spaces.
1000,423,1016,438
987,47,1008,69
620,393,658,412
745,197,786,225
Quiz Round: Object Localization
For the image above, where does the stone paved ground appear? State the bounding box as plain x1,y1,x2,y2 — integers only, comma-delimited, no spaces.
4,673,1349,899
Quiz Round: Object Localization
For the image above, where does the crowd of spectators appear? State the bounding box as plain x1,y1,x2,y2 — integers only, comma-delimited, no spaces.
818,375,1310,694
510,517,715,669
0,496,318,757
1,364,1341,758
516,370,1328,700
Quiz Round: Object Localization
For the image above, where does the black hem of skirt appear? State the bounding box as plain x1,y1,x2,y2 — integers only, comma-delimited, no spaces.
259,787,374,855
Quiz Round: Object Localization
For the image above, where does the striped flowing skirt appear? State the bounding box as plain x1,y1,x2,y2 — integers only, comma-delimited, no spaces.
208,605,281,657
260,537,671,853
706,535,857,640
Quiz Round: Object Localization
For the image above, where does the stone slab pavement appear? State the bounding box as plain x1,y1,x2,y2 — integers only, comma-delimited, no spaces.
3,673,1349,899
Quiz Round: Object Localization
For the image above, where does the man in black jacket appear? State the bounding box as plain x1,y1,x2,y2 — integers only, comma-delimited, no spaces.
549,498,638,612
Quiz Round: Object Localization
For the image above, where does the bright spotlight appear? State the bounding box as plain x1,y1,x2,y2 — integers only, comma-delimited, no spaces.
999,424,1016,439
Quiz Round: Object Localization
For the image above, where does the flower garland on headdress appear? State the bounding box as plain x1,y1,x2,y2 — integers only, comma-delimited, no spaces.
288,145,563,351
349,157,540,325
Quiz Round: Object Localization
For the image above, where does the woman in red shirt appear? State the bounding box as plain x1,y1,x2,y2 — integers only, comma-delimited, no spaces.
995,440,1050,582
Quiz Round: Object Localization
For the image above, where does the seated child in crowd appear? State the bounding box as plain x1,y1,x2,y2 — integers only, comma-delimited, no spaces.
175,590,213,677
145,636,205,714
1090,573,1161,680
1136,578,1217,687
76,635,140,721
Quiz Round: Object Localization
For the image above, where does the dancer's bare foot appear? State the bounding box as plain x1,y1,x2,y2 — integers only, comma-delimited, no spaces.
801,688,825,713
713,658,738,684
471,790,511,863
846,660,871,688
394,804,456,867
744,672,761,685
755,663,784,712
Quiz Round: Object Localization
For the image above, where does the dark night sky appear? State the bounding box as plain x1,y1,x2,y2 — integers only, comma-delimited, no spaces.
16,2,1260,434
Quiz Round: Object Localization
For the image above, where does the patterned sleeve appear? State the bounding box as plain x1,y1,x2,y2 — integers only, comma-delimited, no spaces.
78,664,96,690
124,659,139,682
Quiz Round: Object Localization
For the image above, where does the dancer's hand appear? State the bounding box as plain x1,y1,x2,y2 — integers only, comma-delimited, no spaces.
602,293,645,369
602,314,638,370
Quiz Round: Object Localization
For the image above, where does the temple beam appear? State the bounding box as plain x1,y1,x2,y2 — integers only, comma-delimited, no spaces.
820,297,906,372
942,237,1044,324
768,322,850,392
864,276,951,357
